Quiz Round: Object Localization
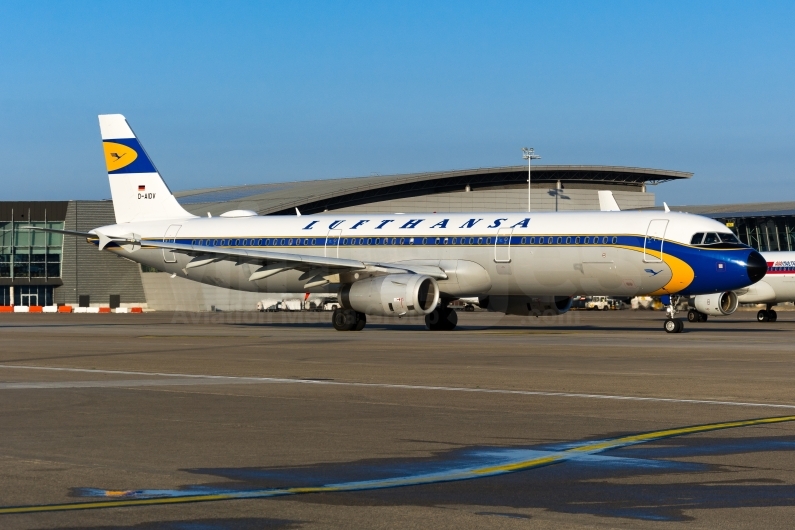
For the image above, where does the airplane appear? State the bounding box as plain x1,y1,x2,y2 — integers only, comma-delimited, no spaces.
25,115,767,333
687,250,795,323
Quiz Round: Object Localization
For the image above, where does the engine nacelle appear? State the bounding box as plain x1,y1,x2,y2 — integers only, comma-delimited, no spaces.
339,274,440,317
478,295,573,316
692,291,738,316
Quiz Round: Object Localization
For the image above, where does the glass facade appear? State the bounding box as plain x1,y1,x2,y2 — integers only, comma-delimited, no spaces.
0,221,63,279
720,216,795,252
0,286,53,306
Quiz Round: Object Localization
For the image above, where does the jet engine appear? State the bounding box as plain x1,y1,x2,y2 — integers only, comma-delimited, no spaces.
477,295,573,316
339,274,440,317
692,291,738,316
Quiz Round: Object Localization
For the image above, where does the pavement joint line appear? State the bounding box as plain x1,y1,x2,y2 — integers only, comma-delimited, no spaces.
1,364,794,410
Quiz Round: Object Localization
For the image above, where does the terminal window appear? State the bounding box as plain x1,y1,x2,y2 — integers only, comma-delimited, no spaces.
0,221,63,279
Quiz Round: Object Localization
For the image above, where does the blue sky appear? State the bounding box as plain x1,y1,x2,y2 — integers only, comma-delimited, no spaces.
1,1,793,205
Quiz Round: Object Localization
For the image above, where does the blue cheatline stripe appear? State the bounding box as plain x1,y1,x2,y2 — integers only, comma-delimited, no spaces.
0,415,793,515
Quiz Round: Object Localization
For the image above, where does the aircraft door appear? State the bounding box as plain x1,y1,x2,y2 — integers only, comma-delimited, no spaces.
163,224,182,263
644,219,668,263
325,229,341,258
494,228,513,263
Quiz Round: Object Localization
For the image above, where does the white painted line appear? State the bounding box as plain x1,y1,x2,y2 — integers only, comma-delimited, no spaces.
1,364,794,410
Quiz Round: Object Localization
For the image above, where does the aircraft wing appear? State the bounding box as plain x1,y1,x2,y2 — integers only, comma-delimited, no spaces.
137,239,448,287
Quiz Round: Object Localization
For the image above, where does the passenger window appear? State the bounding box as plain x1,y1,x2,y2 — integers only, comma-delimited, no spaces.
435,238,440,244
557,237,562,244
582,237,588,244
367,238,372,245
521,237,526,244
304,239,309,245
575,237,580,244
422,238,427,245
444,238,449,245
452,238,457,244
312,238,316,245
566,237,571,244
288,239,294,245
612,237,617,244
602,237,608,244
547,237,553,244
703,233,720,245
296,239,301,245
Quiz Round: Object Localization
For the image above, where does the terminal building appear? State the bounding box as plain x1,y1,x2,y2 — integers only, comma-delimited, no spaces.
2,164,790,311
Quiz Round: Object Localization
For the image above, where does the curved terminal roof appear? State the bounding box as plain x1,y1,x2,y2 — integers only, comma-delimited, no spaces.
174,165,691,216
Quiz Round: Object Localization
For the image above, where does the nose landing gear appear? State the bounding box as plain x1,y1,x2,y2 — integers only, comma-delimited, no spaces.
757,304,778,322
663,295,684,333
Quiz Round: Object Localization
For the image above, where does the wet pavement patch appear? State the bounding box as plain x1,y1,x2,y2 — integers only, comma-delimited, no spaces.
5,415,795,522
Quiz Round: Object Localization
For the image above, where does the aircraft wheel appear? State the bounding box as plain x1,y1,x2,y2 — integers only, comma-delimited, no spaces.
699,313,708,322
425,307,458,331
757,310,770,322
687,310,698,322
602,306,609,311
332,309,357,331
664,319,683,333
353,312,367,331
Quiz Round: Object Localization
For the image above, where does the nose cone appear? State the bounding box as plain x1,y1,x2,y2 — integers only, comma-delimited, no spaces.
746,250,767,283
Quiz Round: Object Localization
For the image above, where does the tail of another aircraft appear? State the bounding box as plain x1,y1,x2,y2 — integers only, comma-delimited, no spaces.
99,114,196,224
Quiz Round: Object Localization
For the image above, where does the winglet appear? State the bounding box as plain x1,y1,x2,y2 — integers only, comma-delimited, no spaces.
664,202,670,213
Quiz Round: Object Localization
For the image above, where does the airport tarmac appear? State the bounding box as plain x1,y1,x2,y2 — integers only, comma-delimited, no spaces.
2,310,795,529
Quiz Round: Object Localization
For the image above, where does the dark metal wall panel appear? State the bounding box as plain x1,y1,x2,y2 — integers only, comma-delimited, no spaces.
0,202,69,222
56,201,146,305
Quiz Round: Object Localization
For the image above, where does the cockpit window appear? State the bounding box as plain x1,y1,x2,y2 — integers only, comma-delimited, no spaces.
718,232,740,244
692,231,744,247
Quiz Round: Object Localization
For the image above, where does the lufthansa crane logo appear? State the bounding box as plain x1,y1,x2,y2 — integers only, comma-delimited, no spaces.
103,141,138,172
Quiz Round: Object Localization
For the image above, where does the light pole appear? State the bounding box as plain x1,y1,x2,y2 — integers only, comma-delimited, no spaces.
522,147,541,212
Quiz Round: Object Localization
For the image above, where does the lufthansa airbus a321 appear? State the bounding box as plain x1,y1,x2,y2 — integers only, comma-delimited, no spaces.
27,115,767,333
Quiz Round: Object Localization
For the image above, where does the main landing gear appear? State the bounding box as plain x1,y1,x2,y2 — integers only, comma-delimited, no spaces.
687,309,708,323
332,308,366,331
757,304,778,322
663,295,684,333
425,304,458,331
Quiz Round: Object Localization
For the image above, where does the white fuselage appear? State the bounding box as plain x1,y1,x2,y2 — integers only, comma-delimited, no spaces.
96,210,759,300
736,251,795,304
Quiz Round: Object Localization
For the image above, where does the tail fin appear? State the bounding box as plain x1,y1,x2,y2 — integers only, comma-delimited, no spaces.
598,190,621,212
99,114,195,224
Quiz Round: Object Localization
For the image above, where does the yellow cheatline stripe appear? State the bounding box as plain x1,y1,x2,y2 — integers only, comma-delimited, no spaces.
613,244,695,295
2,415,794,515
